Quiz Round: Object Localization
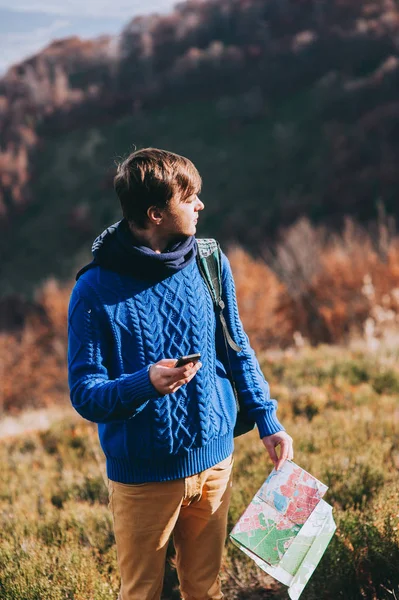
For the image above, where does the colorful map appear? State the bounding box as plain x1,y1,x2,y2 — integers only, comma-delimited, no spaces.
258,461,328,524
230,461,336,600
230,497,302,565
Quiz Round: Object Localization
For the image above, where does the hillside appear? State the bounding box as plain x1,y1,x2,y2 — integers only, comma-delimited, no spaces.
1,96,326,297
1,0,399,299
1,344,398,599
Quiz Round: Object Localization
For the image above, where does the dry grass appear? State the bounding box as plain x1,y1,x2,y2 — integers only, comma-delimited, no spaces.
1,218,399,597
0,343,399,599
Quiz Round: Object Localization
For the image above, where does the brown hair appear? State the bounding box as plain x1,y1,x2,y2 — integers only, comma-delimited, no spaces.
114,147,202,228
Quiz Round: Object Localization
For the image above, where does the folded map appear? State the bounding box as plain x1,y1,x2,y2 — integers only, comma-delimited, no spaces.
230,460,336,599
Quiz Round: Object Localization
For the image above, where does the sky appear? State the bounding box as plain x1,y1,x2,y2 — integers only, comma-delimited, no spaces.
0,0,178,74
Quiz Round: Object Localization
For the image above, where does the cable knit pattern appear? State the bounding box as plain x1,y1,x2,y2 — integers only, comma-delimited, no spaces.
134,287,173,453
182,268,211,445
68,253,284,483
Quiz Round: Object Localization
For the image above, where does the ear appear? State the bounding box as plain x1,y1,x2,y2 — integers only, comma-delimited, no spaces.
147,206,163,225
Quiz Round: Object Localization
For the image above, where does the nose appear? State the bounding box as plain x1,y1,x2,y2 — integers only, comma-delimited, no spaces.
196,197,205,211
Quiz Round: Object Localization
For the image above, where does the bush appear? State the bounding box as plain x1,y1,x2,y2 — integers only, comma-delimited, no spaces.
1,344,399,599
372,370,399,395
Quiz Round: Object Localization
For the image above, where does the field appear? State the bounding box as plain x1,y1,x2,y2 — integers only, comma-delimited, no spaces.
1,343,398,600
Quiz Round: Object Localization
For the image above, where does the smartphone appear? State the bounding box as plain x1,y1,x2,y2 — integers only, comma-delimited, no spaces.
175,353,201,368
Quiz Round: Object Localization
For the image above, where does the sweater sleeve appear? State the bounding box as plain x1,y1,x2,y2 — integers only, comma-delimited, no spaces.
217,251,285,438
68,283,162,424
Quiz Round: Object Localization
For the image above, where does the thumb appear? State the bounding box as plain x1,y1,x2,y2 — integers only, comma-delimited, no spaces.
156,358,179,368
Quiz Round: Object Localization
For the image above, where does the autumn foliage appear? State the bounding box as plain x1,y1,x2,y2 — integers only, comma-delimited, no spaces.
0,280,70,415
2,218,399,414
2,0,399,236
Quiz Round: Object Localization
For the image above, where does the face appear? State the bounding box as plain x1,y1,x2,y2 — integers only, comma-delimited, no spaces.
158,193,205,239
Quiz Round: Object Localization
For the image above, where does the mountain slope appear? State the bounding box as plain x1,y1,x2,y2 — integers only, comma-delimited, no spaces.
1,94,327,297
1,0,399,298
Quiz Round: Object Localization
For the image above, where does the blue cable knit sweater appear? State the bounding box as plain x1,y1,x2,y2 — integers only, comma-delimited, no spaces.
68,223,284,483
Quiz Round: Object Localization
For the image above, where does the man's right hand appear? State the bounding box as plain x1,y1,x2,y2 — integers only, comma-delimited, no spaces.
149,358,202,395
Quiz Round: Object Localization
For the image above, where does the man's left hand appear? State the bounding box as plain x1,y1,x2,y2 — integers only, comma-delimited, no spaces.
262,431,294,471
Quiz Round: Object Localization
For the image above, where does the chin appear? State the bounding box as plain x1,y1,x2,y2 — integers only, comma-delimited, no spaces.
181,228,195,237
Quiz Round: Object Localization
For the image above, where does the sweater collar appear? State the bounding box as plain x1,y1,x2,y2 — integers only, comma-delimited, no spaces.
76,219,197,281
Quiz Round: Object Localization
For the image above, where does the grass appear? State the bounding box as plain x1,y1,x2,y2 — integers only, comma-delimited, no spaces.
1,343,399,599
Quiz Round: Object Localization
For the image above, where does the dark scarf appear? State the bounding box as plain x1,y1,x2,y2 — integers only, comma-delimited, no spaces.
76,219,197,282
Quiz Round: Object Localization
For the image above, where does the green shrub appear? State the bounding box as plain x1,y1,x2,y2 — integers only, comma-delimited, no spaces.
325,464,385,510
72,475,109,505
372,370,399,395
291,385,328,420
307,511,399,600
1,344,399,599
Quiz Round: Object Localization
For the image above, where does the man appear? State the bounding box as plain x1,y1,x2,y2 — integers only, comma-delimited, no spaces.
68,147,293,600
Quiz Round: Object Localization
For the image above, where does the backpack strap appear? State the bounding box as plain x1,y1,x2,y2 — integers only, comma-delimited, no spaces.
196,239,259,435
196,239,242,353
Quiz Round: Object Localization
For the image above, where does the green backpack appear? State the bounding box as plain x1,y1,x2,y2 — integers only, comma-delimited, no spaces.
196,239,256,438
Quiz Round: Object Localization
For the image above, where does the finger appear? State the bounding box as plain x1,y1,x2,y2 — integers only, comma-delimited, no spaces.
168,366,201,392
276,443,290,471
186,367,201,383
169,383,182,393
173,371,197,388
157,358,181,367
168,362,202,383
173,363,194,378
169,375,195,393
285,437,294,462
264,442,279,468
160,364,193,382
191,362,202,375
166,369,193,385
156,370,179,383
181,361,201,374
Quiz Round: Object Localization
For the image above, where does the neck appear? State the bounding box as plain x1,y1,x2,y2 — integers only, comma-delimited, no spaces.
128,222,180,253
129,223,169,254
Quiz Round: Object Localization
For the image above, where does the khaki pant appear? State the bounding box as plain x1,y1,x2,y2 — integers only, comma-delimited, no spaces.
108,454,234,600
